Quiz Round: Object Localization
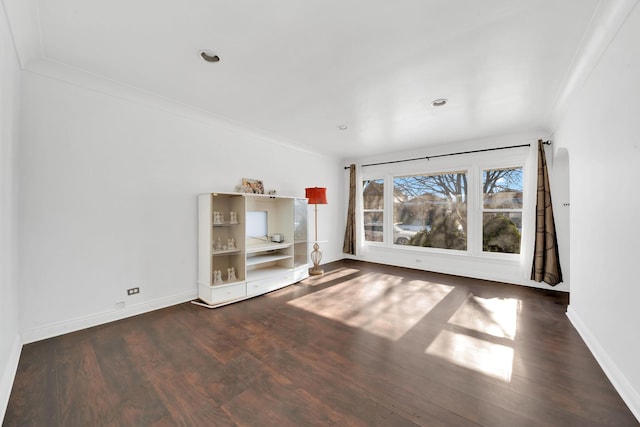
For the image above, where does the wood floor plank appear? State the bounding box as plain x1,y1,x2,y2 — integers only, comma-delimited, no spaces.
90,324,170,426
260,342,474,427
2,339,59,427
122,326,233,426
55,338,119,426
4,260,638,426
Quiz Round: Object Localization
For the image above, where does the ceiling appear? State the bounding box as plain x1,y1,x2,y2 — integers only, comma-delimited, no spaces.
3,0,632,159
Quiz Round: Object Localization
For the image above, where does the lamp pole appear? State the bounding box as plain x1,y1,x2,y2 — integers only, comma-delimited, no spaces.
309,202,323,275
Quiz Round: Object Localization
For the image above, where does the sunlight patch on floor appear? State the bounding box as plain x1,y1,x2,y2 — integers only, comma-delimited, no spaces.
425,294,519,382
426,330,514,382
449,295,519,339
288,273,453,340
263,268,362,299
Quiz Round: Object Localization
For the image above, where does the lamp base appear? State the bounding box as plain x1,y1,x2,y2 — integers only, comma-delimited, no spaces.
309,266,324,276
309,242,324,276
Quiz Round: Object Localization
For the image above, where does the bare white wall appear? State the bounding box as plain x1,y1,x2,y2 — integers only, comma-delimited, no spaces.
17,67,344,343
549,147,571,296
553,3,640,419
0,1,22,420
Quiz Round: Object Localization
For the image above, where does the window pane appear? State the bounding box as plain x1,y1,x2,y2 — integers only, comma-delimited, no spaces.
363,179,384,210
393,172,467,251
483,168,523,209
483,212,522,254
364,212,384,242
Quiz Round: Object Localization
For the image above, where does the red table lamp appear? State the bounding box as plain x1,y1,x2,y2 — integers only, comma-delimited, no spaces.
305,187,327,275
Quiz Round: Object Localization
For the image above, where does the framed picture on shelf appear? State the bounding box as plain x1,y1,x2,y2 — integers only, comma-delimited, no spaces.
242,178,264,194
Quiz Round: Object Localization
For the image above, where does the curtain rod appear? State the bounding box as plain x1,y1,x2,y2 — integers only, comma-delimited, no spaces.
344,140,551,169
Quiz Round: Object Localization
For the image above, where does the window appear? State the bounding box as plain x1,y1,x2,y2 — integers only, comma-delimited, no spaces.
359,146,528,260
393,171,468,250
482,167,523,254
363,179,384,242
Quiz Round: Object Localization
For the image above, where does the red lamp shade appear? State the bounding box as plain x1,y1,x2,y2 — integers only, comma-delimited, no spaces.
305,187,328,204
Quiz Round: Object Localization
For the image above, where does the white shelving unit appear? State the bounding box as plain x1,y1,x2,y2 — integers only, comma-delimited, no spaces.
196,192,309,308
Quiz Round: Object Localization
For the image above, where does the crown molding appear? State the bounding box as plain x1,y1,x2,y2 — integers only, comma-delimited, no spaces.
550,0,639,129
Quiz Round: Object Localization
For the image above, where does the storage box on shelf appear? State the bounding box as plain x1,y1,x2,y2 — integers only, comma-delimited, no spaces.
196,192,309,308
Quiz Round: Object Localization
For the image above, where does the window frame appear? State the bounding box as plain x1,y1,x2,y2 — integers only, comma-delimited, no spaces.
480,165,525,258
362,178,386,245
359,146,531,262
392,170,469,252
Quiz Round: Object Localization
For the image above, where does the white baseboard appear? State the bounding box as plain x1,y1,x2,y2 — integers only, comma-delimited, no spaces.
567,305,640,422
21,290,197,344
1,334,22,423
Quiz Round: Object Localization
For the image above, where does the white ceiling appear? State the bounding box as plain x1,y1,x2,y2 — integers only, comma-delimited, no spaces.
3,0,634,159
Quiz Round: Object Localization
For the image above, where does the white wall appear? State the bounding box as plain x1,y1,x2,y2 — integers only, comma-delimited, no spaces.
554,2,640,419
549,148,571,295
18,67,344,343
0,1,22,421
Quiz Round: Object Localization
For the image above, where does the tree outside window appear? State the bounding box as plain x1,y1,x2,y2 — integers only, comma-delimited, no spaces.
393,172,468,250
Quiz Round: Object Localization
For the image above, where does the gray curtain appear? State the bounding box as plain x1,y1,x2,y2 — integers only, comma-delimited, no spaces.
343,164,356,254
531,140,563,286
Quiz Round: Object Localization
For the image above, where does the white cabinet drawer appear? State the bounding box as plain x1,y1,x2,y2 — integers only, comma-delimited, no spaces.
199,282,246,305
246,274,291,296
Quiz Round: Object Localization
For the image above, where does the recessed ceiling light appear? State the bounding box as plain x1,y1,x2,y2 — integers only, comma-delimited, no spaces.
200,50,220,63
431,98,448,107
337,124,349,130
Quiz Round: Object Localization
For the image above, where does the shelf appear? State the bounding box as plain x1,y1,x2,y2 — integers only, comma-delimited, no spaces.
211,249,242,256
246,254,292,266
212,222,240,227
246,242,292,253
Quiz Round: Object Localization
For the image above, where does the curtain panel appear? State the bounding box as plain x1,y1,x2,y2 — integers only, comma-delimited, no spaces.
343,164,356,254
531,140,563,286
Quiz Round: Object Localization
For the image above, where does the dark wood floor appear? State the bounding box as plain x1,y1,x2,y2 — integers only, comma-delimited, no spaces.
4,260,638,426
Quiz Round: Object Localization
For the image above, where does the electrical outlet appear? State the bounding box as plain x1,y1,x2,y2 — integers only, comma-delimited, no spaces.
115,301,125,309
127,287,140,296
415,259,422,263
